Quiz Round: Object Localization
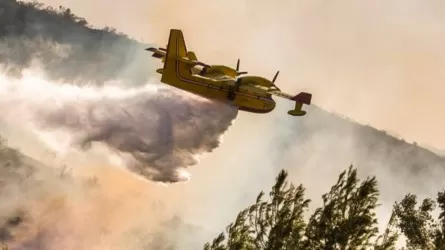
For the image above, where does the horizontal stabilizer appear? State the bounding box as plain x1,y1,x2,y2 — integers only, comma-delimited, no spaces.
187,51,198,61
152,52,164,58
145,47,167,59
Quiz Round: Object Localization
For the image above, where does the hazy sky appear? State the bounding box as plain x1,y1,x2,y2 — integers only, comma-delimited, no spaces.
35,0,445,150
7,0,445,248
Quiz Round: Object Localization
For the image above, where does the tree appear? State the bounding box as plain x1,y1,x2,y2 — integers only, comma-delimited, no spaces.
204,166,398,250
393,191,445,250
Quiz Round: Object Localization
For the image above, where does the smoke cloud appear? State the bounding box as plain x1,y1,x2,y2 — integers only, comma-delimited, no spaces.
0,138,208,250
0,0,155,86
1,0,445,249
0,69,237,182
40,92,237,182
0,2,231,248
0,2,240,182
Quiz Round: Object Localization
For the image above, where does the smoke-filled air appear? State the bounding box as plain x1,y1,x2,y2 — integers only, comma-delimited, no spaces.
0,69,237,182
0,0,445,249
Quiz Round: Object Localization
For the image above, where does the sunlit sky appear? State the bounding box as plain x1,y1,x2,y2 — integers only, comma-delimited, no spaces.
34,0,445,150
3,1,442,245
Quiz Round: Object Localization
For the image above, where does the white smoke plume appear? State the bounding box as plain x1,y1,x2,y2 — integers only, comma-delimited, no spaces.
0,67,238,182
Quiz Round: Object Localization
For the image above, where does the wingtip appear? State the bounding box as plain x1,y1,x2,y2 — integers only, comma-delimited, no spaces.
287,109,307,116
292,92,312,105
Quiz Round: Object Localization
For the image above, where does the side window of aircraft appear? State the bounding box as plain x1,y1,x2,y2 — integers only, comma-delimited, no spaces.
264,103,272,108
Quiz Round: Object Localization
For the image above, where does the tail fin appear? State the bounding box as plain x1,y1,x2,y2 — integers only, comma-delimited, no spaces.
163,29,187,72
292,92,312,105
158,29,189,83
288,92,312,116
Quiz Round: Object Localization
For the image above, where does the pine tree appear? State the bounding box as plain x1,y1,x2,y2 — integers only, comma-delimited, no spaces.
394,191,445,250
204,166,398,250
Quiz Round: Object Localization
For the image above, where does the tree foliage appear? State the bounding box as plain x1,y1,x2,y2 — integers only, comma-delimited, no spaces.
0,0,151,85
205,165,445,249
204,166,399,250
393,191,445,250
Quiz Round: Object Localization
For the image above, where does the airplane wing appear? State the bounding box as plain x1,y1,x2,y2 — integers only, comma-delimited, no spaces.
176,56,211,68
146,47,211,67
268,89,312,116
146,47,166,59
145,47,168,64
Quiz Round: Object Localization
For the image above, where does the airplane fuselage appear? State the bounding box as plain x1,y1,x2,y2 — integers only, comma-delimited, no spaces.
146,29,312,117
159,68,276,114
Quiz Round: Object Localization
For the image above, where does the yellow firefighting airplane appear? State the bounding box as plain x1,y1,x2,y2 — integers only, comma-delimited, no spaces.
146,29,312,116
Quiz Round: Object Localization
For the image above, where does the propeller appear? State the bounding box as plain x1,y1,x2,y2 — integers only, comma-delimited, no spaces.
272,71,279,83
270,70,282,91
235,59,248,76
233,59,246,91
